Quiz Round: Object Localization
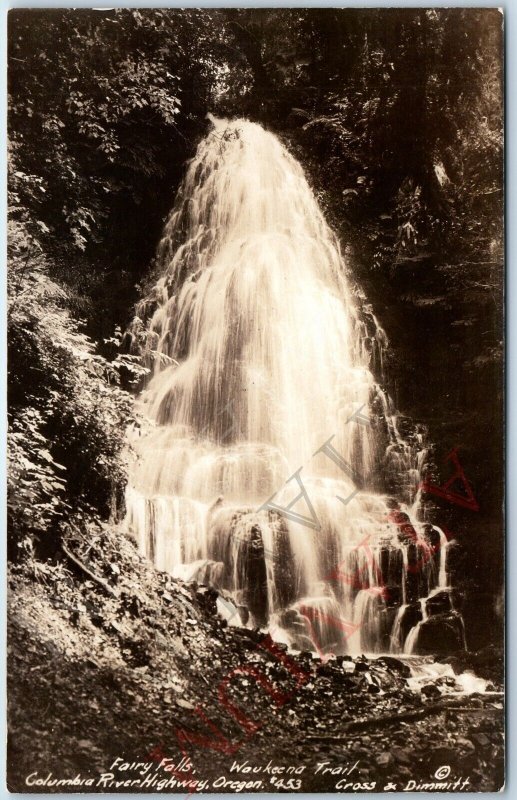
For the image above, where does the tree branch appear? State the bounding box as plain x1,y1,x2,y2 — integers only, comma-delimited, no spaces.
61,539,118,598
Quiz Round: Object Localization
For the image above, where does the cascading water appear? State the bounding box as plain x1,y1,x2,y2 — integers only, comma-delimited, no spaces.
125,116,464,657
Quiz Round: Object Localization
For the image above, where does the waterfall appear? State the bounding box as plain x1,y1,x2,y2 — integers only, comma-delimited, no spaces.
125,117,462,656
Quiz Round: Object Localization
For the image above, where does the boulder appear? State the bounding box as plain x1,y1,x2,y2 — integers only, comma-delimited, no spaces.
412,612,466,655
375,655,411,678
425,590,452,616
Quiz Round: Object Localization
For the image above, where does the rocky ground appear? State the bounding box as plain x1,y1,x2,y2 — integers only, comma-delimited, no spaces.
7,525,504,794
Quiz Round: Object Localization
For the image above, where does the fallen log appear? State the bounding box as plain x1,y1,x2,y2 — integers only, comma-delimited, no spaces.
61,540,118,599
305,700,496,740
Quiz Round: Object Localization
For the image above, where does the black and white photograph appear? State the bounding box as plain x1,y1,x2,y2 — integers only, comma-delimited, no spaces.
6,7,505,793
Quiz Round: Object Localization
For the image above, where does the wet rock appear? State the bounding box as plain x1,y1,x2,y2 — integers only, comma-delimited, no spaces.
210,510,272,624
383,585,402,607
280,609,301,627
405,543,428,601
379,605,398,652
277,609,312,652
421,683,441,700
379,547,403,590
438,644,503,684
422,523,441,550
436,654,464,674
375,656,411,678
368,665,406,693
449,587,465,612
425,590,452,616
240,551,269,627
398,603,423,644
391,512,417,545
444,539,463,583
412,612,466,655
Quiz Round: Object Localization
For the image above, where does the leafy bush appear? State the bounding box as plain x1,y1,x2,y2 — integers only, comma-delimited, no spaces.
7,8,227,560
8,219,134,558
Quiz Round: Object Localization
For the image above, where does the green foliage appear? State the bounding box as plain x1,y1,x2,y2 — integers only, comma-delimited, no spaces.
262,9,503,277
7,8,229,557
8,219,134,557
9,10,182,249
8,9,227,335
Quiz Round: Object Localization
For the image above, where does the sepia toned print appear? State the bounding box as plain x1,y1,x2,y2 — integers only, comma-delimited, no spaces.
7,8,504,793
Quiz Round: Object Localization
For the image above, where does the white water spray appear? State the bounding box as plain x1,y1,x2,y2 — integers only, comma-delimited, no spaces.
125,117,460,656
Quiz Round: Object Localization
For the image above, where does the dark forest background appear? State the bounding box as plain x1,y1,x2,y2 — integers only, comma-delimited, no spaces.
7,8,503,649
